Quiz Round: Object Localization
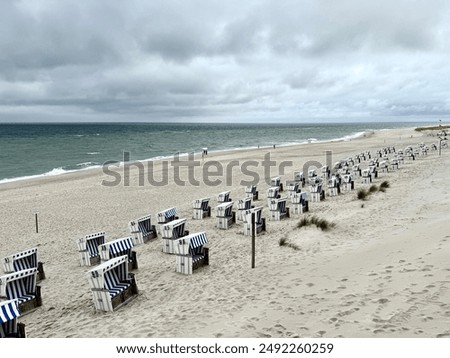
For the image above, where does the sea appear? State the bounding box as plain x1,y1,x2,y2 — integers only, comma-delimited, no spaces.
0,122,428,184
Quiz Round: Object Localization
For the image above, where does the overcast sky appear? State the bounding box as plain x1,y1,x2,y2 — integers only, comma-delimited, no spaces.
1,0,449,123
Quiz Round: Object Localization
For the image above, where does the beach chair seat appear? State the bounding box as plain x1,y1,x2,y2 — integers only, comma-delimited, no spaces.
174,232,209,275
192,197,211,219
76,232,105,266
129,214,157,245
243,206,266,236
3,248,45,281
104,269,131,298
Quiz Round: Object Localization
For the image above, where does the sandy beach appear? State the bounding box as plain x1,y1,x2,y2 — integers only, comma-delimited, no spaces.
1,126,449,338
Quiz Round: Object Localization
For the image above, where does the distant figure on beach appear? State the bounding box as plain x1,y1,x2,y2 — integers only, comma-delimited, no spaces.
273,144,276,149
202,147,208,159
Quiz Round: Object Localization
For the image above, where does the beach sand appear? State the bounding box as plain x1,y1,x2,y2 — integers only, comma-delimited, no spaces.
1,127,449,338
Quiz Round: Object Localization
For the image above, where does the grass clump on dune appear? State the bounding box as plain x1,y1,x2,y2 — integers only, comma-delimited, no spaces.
357,188,370,200
278,236,300,250
297,215,336,231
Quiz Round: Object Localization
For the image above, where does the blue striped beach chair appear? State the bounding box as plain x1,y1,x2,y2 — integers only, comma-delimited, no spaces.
161,218,189,254
2,248,45,281
0,268,42,315
99,236,137,270
86,255,138,312
192,197,211,219
309,176,325,202
129,214,157,245
0,300,26,338
268,197,290,221
76,232,106,266
290,192,309,214
173,232,209,275
216,201,235,229
243,206,266,236
157,207,178,226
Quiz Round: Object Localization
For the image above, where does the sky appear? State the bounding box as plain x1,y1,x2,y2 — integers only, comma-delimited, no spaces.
1,0,450,123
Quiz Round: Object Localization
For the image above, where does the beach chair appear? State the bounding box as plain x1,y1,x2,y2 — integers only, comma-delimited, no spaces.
341,174,354,191
346,157,354,166
99,236,138,271
2,248,45,281
369,165,378,181
293,171,306,187
0,300,26,338
321,165,330,180
192,197,211,220
267,186,281,204
129,214,157,245
352,164,361,177
353,154,361,164
291,192,309,214
361,168,372,184
327,175,340,196
309,177,325,202
270,177,283,191
243,207,266,236
245,185,259,201
216,202,236,229
308,169,318,180
268,197,290,221
236,197,253,221
76,232,106,267
217,191,232,203
286,181,301,199
161,218,189,254
0,269,42,315
390,158,399,170
378,160,389,173
173,232,209,275
86,255,138,312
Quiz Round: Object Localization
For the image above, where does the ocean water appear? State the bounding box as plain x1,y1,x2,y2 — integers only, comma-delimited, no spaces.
0,122,426,183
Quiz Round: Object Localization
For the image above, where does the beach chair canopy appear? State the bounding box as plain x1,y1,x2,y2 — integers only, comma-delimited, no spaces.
0,268,37,305
130,214,154,236
157,207,177,222
193,197,210,210
161,218,187,238
237,197,252,210
3,248,38,273
87,255,129,292
174,232,208,256
0,300,21,338
100,237,134,259
216,201,234,217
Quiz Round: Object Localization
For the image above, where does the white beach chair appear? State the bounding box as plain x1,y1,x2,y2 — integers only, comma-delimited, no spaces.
216,202,236,229
309,177,325,202
245,185,259,201
293,171,306,187
161,218,189,254
242,206,266,236
327,175,340,197
291,192,309,215
270,177,283,191
129,214,157,245
157,207,178,226
321,165,330,180
192,197,211,220
217,191,232,203
378,160,389,173
236,197,253,221
173,232,209,275
0,269,42,315
99,236,138,271
341,174,354,191
361,168,372,184
76,232,106,267
2,248,45,281
86,255,138,312
268,197,290,221
0,300,26,338
286,181,301,199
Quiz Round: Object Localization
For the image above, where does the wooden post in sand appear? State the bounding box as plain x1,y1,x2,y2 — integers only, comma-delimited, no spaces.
251,212,255,268
35,212,39,233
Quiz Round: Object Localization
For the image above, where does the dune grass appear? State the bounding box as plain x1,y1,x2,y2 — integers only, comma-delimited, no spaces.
278,236,300,250
357,181,390,198
297,215,336,231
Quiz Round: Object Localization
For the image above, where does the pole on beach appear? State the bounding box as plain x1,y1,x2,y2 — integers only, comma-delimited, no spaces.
35,212,39,233
251,212,256,268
